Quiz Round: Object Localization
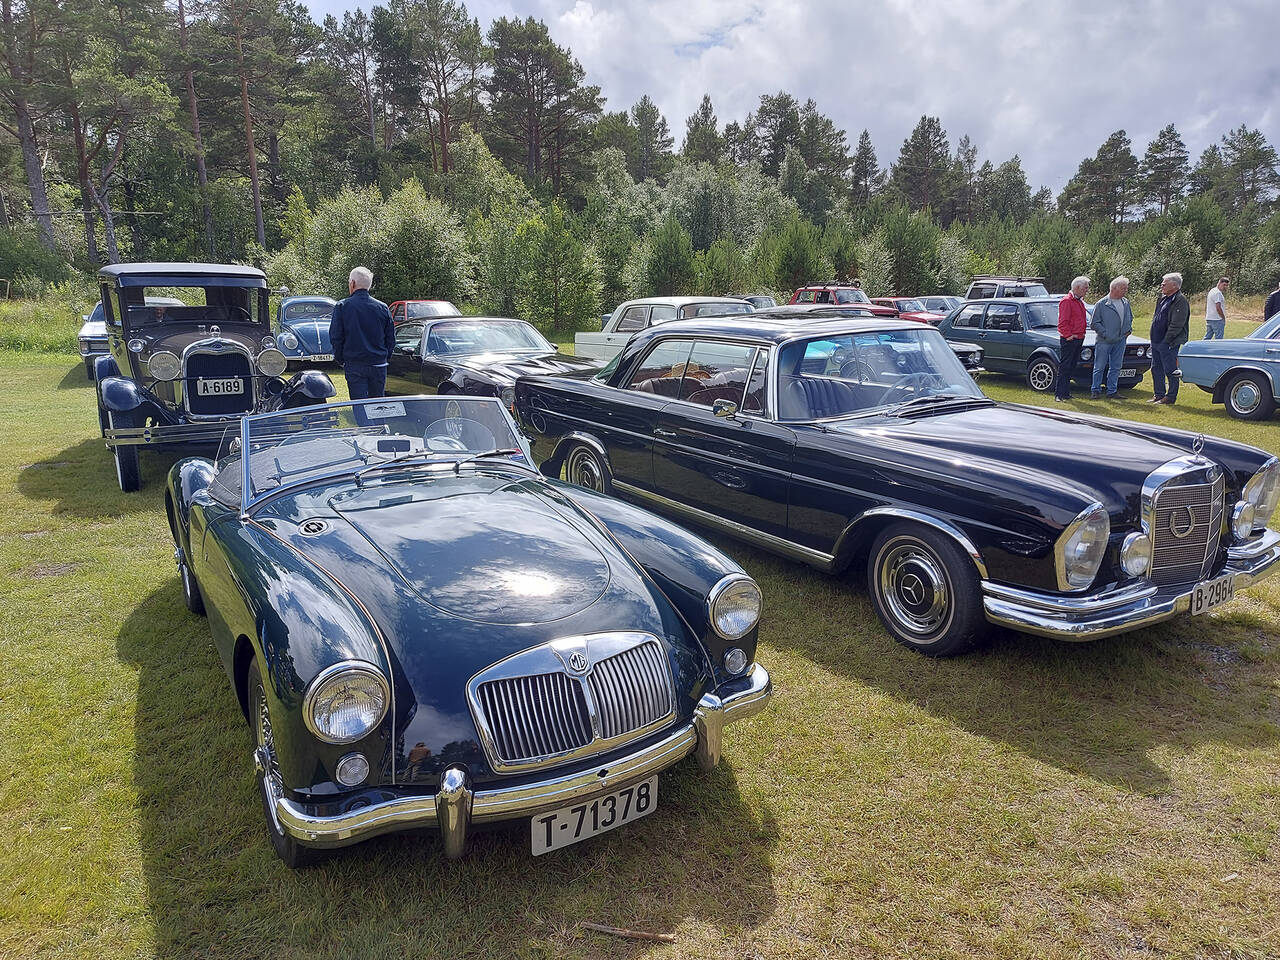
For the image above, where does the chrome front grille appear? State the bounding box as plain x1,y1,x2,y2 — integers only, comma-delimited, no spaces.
1148,472,1224,585
588,642,674,740
467,633,677,774
476,672,592,763
184,347,254,417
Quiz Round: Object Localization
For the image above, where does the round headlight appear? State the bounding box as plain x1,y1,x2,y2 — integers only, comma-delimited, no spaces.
335,753,370,787
1120,532,1152,577
708,574,762,640
303,662,389,744
279,331,299,351
1057,502,1110,590
501,386,516,409
261,335,278,350
257,348,288,378
973,349,982,363
147,349,181,381
1242,458,1280,532
127,338,146,353
1080,347,1093,361
723,647,749,676
1232,500,1256,542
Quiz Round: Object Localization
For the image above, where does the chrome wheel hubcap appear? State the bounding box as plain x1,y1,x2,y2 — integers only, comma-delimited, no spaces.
567,449,603,491
879,540,950,638
1231,380,1261,414
1029,364,1054,391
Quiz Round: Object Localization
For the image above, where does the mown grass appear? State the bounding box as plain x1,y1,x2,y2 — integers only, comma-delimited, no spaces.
2,310,1280,958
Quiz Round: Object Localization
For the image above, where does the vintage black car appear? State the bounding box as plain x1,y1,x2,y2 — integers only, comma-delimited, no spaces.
386,314,598,406
93,263,335,492
515,316,1280,656
164,395,771,865
938,297,1150,394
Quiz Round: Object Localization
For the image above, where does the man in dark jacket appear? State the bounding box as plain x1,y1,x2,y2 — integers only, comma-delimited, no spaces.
331,266,394,399
1149,271,1190,405
1264,280,1280,325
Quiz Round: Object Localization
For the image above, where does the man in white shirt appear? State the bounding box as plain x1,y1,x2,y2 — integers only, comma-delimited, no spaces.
1204,277,1228,339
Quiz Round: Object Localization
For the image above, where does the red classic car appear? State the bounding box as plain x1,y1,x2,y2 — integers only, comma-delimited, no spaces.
870,297,947,324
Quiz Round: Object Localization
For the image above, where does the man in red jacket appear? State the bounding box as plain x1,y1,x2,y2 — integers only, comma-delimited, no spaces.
1056,276,1090,401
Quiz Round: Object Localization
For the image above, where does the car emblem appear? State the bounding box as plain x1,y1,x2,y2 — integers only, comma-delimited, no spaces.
567,652,589,673
1168,505,1197,539
900,574,925,606
1191,433,1205,460
551,638,592,675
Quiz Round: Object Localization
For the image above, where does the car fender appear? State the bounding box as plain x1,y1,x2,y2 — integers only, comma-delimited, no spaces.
1209,364,1279,404
541,431,611,479
833,506,989,578
1027,345,1059,366
165,457,218,561
92,353,120,383
99,375,148,413
283,369,336,403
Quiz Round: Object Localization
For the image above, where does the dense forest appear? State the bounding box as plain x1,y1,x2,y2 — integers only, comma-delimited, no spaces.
2,0,1279,327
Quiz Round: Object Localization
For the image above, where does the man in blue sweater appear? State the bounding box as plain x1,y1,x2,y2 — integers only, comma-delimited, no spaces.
331,266,394,399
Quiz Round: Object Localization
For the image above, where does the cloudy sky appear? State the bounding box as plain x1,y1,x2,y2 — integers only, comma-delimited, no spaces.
304,0,1278,192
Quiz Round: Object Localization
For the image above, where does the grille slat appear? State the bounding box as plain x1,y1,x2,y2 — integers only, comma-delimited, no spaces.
184,350,254,417
473,639,675,769
1149,475,1225,585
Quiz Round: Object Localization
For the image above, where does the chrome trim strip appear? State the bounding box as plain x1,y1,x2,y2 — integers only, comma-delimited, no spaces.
104,421,242,446
612,479,836,570
982,529,1280,640
844,506,989,580
270,664,771,850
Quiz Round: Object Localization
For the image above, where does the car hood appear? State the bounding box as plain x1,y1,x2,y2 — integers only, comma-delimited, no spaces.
1180,338,1262,357
450,350,600,383
280,316,332,353
827,402,1189,517
79,320,107,338
1029,329,1151,347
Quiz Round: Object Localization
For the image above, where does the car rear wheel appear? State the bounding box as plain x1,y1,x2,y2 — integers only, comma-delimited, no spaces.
867,522,986,657
564,444,609,493
1224,371,1276,421
1026,357,1058,393
248,657,326,869
107,409,142,492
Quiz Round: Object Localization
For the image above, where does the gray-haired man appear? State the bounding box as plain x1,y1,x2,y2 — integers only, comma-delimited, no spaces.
1090,277,1132,398
331,266,395,400
1149,272,1190,405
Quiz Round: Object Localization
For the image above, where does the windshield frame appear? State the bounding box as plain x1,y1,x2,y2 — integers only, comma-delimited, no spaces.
233,396,532,515
1249,314,1280,340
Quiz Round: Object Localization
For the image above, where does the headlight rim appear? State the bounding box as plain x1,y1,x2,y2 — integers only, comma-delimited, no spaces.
1055,501,1110,592
302,660,390,745
1232,500,1257,542
1242,456,1280,533
147,349,182,381
257,347,289,379
279,330,299,351
707,573,763,641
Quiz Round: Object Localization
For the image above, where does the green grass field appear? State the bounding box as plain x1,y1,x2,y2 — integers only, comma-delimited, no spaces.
2,309,1279,958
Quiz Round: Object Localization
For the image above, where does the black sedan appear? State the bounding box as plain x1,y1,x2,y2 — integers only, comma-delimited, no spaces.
386,315,598,406
515,315,1280,657
165,396,771,865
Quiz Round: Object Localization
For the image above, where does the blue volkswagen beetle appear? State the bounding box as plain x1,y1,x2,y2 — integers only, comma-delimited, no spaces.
275,295,336,364
1180,313,1280,420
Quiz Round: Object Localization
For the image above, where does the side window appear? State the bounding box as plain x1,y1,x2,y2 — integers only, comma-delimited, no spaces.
984,304,1020,331
815,291,833,304
972,284,995,299
678,341,757,407
796,290,816,303
396,322,425,350
625,340,694,397
952,304,985,329
615,305,650,333
649,305,677,325
391,303,404,322
100,285,118,325
743,349,769,415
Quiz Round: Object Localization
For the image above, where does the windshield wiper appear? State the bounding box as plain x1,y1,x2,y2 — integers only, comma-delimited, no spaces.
452,448,522,474
354,450,446,486
890,394,993,416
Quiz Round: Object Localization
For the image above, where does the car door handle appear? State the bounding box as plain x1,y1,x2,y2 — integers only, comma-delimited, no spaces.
1266,348,1280,354
653,427,677,438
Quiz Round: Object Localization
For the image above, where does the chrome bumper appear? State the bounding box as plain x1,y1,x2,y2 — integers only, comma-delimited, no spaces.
105,421,245,447
264,663,771,857
983,529,1280,640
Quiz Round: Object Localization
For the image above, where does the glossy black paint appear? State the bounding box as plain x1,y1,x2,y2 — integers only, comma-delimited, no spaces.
166,452,756,804
385,316,599,399
515,315,1273,596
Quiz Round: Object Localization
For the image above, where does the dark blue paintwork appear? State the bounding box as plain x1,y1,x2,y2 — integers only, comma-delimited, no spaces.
514,315,1273,597
165,443,757,804
275,296,336,362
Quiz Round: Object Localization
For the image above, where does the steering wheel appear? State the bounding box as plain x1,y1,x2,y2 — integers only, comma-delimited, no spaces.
839,359,878,382
875,372,948,406
424,434,468,452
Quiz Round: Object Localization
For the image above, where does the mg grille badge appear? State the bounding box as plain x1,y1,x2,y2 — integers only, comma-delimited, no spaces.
567,651,589,674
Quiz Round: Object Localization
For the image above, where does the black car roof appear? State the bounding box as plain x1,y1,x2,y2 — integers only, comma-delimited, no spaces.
98,262,267,281
633,314,923,344
961,296,1061,307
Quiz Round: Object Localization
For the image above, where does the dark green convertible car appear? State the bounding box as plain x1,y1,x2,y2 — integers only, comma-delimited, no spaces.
164,396,771,866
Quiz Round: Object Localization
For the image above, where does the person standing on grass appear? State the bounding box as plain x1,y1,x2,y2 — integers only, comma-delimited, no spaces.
1264,280,1280,324
1149,272,1191,405
330,266,394,400
1204,276,1229,339
1090,276,1132,399
1056,276,1090,402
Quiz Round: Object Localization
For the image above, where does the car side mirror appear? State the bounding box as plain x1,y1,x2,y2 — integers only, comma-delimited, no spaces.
712,399,738,419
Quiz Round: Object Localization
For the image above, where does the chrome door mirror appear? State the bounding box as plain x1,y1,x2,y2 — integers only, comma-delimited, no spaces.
712,399,738,419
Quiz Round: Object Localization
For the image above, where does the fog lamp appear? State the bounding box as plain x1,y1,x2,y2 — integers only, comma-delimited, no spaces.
1232,500,1256,542
1120,532,1151,577
723,647,749,676
335,753,370,787
1080,347,1093,361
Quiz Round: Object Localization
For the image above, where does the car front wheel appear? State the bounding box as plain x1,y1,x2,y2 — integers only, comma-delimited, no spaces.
1026,357,1058,393
1223,371,1276,420
867,522,986,657
107,409,141,492
248,657,326,869
564,443,609,493
179,558,205,616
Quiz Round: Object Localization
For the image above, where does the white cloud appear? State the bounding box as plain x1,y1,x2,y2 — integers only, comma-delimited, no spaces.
305,0,1280,191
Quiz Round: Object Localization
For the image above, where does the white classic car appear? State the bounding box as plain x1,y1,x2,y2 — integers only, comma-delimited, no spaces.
575,296,754,362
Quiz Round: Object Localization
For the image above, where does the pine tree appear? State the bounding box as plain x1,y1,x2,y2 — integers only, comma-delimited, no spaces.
751,92,801,178
1058,130,1139,226
646,213,695,294
630,94,672,182
1139,124,1189,216
849,129,880,206
681,94,721,165
1220,125,1280,210
889,116,951,212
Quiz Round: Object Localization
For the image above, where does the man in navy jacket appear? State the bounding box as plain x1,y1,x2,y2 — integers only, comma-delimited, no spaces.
331,266,394,399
